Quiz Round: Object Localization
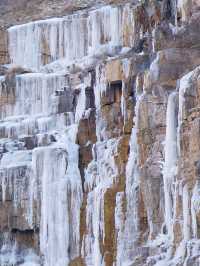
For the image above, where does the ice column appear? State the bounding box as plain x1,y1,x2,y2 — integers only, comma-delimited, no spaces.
83,139,119,266
120,93,143,264
32,125,82,266
163,92,178,236
8,5,134,70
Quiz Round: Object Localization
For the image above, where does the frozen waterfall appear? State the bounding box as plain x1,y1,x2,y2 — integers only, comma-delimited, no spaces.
0,2,143,266
8,4,135,70
163,92,178,236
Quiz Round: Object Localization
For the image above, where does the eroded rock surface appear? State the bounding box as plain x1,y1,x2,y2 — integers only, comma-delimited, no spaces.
0,0,200,265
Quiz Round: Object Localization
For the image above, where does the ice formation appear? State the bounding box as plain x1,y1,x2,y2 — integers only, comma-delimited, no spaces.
163,92,178,236
0,0,200,265
119,93,143,265
0,5,136,263
8,5,135,71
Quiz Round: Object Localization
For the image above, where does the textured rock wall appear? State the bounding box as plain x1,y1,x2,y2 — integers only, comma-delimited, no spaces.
0,0,200,265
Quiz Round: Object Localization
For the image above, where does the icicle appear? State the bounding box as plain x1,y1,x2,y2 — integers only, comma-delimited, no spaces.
88,6,122,56
30,124,83,266
119,92,143,264
8,4,134,70
0,73,68,119
182,184,190,241
191,181,200,238
93,64,108,141
8,16,88,70
163,92,178,236
115,192,125,266
83,139,119,266
120,58,131,123
75,85,86,123
120,82,127,122
38,147,70,266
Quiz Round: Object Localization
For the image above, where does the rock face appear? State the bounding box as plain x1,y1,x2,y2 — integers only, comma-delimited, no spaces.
0,0,200,265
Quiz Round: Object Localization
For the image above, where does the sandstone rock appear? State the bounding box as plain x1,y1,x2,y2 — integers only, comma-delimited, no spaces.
0,0,200,265
154,14,200,51
149,48,200,87
0,28,8,65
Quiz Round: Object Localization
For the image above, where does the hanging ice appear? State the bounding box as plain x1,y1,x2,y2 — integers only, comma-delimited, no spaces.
82,139,119,266
8,4,135,70
117,93,143,265
0,73,68,119
32,125,82,266
163,92,178,236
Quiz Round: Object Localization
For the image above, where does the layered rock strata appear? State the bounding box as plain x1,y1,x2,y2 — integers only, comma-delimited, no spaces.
0,0,200,266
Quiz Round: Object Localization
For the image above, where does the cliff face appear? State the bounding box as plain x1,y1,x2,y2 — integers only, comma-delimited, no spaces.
0,0,200,265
